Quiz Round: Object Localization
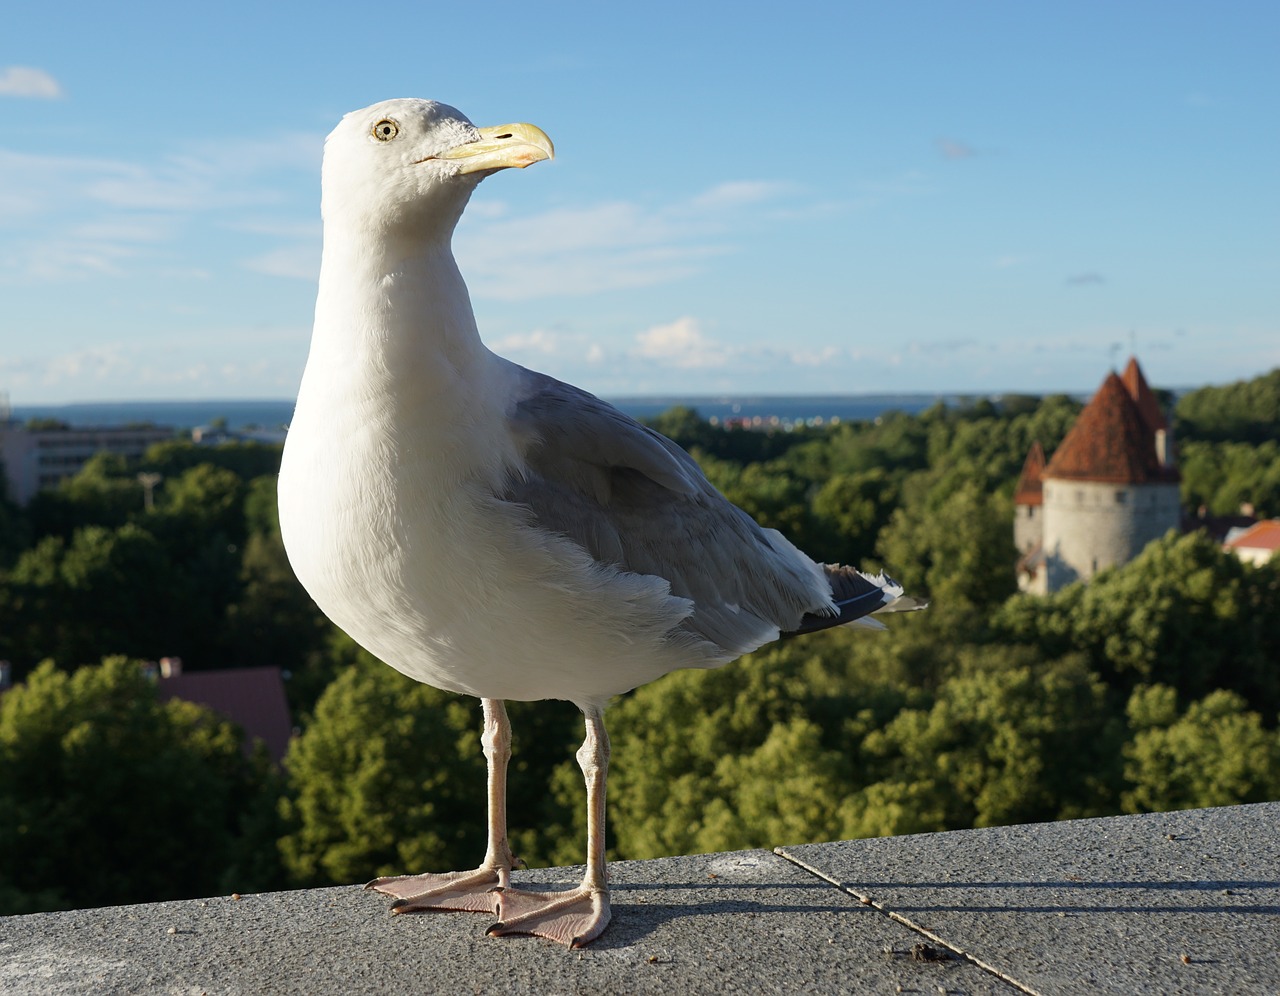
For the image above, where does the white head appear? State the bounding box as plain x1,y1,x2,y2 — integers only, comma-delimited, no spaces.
320,98,553,240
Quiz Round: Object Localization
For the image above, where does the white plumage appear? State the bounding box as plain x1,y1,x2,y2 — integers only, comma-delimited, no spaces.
279,98,920,947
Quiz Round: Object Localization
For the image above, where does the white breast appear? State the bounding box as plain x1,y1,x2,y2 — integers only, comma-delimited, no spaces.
279,364,715,707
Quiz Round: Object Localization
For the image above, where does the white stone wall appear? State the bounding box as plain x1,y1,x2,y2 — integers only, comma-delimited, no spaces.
1014,503,1043,555
1042,479,1181,592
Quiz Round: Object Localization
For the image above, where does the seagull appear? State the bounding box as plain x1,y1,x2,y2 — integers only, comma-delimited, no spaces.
278,98,922,948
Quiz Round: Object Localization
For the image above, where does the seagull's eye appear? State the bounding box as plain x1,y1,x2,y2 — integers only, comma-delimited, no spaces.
372,119,400,142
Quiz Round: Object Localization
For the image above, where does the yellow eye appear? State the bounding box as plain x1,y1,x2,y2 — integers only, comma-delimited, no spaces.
372,119,399,142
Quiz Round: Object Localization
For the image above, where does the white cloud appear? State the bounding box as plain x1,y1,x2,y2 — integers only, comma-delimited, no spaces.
0,130,318,283
789,345,843,366
491,329,562,354
6,325,310,400
457,178,798,301
633,317,732,369
689,180,796,211
0,66,62,99
43,344,131,385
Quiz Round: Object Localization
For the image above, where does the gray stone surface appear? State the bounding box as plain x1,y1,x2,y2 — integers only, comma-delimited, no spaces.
780,802,1280,995
1,850,1014,995
4,804,1275,995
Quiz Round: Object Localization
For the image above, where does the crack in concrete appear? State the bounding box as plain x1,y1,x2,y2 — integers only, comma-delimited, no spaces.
774,847,1044,996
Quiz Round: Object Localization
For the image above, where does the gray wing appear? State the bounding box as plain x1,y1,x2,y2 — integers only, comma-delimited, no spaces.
504,368,832,656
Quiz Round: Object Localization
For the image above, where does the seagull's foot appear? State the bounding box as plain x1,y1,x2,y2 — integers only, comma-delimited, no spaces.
366,866,504,915
488,884,611,948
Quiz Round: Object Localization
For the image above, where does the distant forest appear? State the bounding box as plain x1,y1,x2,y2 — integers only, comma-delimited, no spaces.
2,369,1278,916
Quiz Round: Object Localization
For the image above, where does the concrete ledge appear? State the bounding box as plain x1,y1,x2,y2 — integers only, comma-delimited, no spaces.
3,803,1277,995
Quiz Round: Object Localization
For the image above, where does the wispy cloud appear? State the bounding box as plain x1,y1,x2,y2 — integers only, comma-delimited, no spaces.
0,66,62,99
3,326,309,399
0,132,319,282
457,179,800,300
1066,271,1107,286
689,180,797,211
242,245,320,281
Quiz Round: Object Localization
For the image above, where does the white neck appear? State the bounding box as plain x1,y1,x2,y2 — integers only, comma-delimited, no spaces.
305,229,488,396
288,220,518,491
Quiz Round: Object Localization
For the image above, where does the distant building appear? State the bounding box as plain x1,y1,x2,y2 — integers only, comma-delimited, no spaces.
1016,357,1181,594
1224,520,1280,566
0,656,294,763
153,658,294,764
0,418,173,505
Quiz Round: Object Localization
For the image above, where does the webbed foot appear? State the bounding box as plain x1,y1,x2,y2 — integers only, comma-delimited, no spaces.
487,884,611,947
366,867,504,915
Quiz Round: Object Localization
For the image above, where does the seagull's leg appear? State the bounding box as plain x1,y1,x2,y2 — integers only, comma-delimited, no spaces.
366,697,514,914
488,705,612,947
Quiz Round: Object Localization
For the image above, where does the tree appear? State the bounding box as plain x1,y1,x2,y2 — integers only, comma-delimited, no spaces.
1122,685,1280,813
0,524,181,674
1178,439,1280,516
810,469,898,566
278,639,579,884
0,657,279,914
844,651,1122,838
877,478,1018,614
1176,368,1280,444
26,452,143,539
994,531,1280,715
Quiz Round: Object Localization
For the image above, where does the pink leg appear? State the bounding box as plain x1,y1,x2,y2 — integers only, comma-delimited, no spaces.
487,705,612,947
366,698,514,915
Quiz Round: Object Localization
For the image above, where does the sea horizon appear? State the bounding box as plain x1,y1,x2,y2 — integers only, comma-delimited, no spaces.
0,392,1034,432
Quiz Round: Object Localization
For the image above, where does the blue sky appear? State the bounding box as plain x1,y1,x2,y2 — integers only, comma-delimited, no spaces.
1,1,1276,403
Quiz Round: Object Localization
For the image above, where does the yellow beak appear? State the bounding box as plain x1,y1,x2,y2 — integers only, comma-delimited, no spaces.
437,123,554,174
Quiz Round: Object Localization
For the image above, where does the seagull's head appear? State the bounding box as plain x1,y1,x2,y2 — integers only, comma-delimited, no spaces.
321,98,553,238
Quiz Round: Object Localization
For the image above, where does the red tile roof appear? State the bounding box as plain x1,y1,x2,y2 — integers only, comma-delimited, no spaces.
1014,440,1046,506
158,666,293,763
1225,520,1280,553
1121,356,1169,433
1044,373,1166,484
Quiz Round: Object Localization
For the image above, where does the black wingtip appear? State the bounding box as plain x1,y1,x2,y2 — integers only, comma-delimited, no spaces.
780,566,902,639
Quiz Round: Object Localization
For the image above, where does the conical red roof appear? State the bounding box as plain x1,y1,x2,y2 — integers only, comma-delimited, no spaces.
1121,356,1168,433
1014,440,1046,506
1044,373,1163,484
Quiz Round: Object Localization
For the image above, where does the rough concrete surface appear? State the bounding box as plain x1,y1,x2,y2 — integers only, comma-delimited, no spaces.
3,803,1275,995
781,801,1280,995
1,849,1013,995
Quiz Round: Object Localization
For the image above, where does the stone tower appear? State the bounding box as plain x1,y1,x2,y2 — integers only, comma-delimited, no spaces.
1016,357,1180,594
1013,440,1046,559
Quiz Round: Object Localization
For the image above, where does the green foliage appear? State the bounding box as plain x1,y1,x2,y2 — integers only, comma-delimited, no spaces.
1,441,332,683
877,479,1017,612
0,468,27,568
278,638,580,884
993,531,1280,715
606,634,1125,858
26,452,143,538
1178,439,1280,516
141,438,283,482
4,384,1279,914
847,651,1122,836
1176,368,1280,444
0,524,181,671
0,657,279,914
278,649,487,885
1122,685,1280,813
